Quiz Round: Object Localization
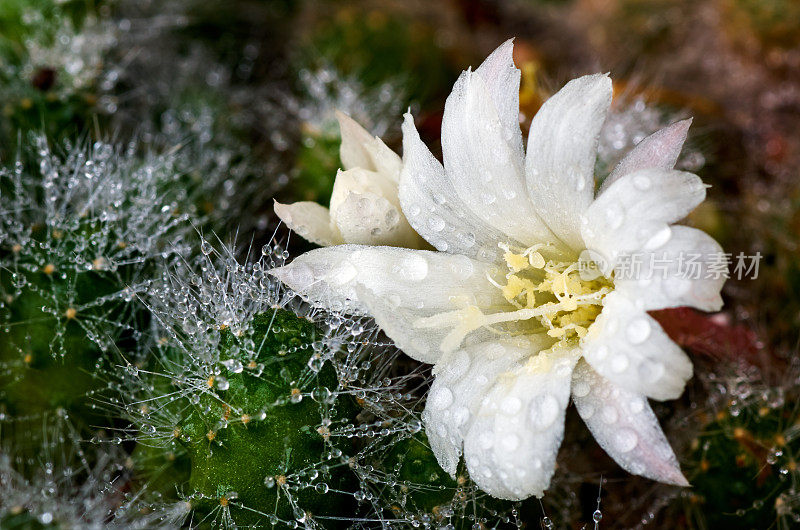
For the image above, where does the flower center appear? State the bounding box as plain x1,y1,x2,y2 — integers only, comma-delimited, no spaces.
492,243,613,341
414,243,614,353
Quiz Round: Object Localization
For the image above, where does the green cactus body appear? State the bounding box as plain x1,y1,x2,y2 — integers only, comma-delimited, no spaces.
382,434,458,515
0,253,121,424
686,396,800,528
142,310,359,527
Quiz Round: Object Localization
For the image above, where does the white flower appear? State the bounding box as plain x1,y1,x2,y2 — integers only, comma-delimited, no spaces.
270,40,725,500
274,111,424,248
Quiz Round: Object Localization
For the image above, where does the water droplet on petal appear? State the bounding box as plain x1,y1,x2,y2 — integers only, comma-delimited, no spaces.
446,350,471,379
601,405,619,424
592,344,610,360
643,225,672,250
398,254,429,281
573,381,591,398
501,434,520,450
501,396,522,415
633,174,651,190
331,261,357,285
427,215,446,232
530,394,560,429
626,318,651,344
629,396,645,413
428,387,454,410
604,205,625,230
610,354,630,373
614,428,638,452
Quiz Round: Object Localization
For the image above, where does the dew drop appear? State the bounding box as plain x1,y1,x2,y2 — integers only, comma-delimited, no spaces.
397,254,428,281
572,381,591,398
600,405,619,424
331,261,357,285
427,215,446,232
610,354,630,373
428,387,454,410
614,428,638,452
502,434,520,450
629,396,645,413
626,318,651,344
632,174,651,190
603,204,624,230
530,394,560,429
501,396,522,415
643,225,671,250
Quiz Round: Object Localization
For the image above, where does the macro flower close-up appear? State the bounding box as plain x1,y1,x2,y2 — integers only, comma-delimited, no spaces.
2,1,798,528
271,40,726,500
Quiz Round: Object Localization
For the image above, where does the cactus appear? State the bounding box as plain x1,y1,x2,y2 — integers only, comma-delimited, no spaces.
680,381,800,529
0,0,111,150
178,310,359,526
0,137,191,439
115,243,366,527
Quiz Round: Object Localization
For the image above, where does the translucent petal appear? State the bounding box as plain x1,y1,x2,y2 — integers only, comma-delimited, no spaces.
329,168,422,247
581,168,706,269
462,347,580,499
400,113,509,262
582,292,692,401
600,119,692,193
423,338,541,476
572,360,689,486
525,74,612,252
614,226,725,312
273,200,342,246
336,111,402,180
474,39,524,158
441,67,558,249
269,246,506,363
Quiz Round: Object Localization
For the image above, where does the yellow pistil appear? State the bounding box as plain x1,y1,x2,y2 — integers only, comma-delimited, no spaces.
503,248,612,342
414,242,613,352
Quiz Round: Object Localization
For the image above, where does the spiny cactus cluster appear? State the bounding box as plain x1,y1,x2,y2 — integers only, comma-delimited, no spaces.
0,137,191,435
0,0,113,147
678,369,800,529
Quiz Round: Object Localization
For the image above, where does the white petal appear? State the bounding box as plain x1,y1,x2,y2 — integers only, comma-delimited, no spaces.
600,119,692,193
582,292,692,401
331,191,419,247
330,167,398,212
474,39,524,157
441,67,558,248
400,113,508,262
525,74,613,252
423,338,538,476
329,168,422,247
336,111,402,180
354,285,509,364
274,200,342,246
581,168,706,268
269,246,505,363
337,110,374,171
615,226,725,312
571,360,689,486
463,347,580,499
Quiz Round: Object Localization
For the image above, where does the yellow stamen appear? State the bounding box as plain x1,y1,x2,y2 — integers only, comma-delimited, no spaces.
415,242,613,352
